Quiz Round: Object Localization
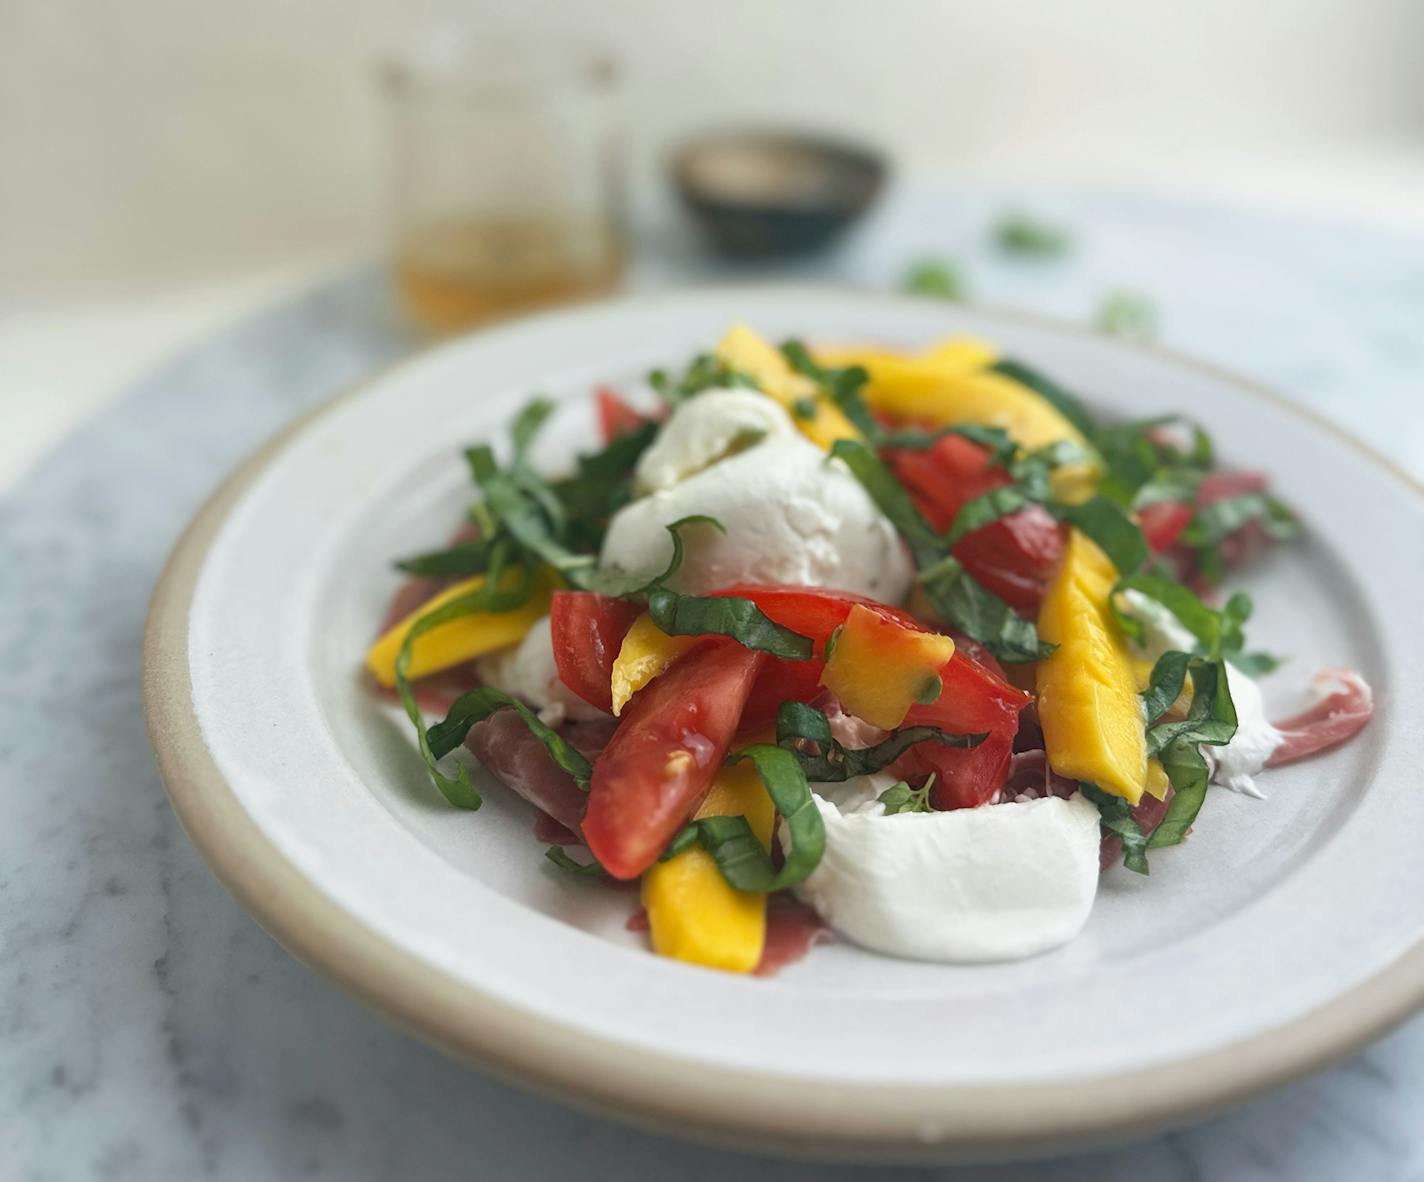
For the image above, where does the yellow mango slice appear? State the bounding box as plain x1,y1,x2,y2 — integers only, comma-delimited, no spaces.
642,759,776,973
366,568,553,688
819,604,955,729
813,334,997,375
715,323,862,450
610,613,697,716
1145,758,1171,802
920,335,999,371
1036,529,1147,804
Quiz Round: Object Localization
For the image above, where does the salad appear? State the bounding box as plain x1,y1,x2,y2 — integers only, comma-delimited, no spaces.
366,323,1374,972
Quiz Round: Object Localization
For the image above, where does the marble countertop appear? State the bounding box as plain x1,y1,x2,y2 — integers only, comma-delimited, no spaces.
3,185,1423,1181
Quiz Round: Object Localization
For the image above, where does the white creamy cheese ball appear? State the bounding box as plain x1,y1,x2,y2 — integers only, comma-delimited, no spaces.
633,387,799,494
600,389,915,600
475,614,607,725
793,789,1103,962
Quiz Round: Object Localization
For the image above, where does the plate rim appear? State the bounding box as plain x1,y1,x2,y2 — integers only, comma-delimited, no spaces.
142,282,1424,1160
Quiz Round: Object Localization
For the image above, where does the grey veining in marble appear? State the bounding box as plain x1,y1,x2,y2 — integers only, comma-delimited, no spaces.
3,186,1423,1181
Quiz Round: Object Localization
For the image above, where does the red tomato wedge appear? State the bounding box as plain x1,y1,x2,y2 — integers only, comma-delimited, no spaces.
883,434,1063,613
549,590,641,714
583,641,766,879
596,386,650,443
1138,501,1194,553
895,646,1032,809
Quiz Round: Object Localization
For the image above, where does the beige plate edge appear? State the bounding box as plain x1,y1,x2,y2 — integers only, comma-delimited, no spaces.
141,286,1424,1163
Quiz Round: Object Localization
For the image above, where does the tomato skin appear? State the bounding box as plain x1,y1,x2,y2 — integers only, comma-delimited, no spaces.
549,591,641,714
896,648,1032,809
889,434,1007,522
712,584,920,642
583,641,766,879
595,386,649,442
949,504,1063,613
1138,501,1194,554
884,436,1063,614
898,728,1018,811
739,658,826,732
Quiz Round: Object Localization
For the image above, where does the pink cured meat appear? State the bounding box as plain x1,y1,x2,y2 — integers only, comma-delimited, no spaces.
377,522,483,633
1268,669,1374,767
1002,749,1079,801
464,712,618,834
1098,788,1174,873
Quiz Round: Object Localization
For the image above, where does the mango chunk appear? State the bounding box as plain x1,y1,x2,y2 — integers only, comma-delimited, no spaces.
366,568,553,688
813,334,997,376
610,613,698,716
1145,758,1171,802
819,603,955,729
920,335,999,372
1036,529,1147,804
642,759,776,973
715,323,862,450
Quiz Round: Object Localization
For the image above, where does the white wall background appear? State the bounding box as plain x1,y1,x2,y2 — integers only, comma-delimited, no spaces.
2,0,1422,302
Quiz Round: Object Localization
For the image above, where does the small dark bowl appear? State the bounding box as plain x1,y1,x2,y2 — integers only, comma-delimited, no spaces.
671,129,888,259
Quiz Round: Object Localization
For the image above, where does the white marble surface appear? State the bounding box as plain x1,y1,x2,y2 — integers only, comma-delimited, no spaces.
3,185,1423,1180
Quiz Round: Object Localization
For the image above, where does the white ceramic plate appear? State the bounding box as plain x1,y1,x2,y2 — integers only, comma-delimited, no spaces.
145,285,1424,1160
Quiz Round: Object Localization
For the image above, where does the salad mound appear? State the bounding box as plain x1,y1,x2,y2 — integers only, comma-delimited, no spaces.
365,323,1373,972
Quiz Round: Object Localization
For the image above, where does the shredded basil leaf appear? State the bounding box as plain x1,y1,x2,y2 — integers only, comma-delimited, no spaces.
544,846,606,876
394,538,489,578
828,439,944,564
879,423,1018,464
780,340,878,439
392,550,535,809
1145,659,1237,758
902,260,967,301
1146,739,1209,850
427,686,594,789
774,702,983,782
1097,291,1159,342
1082,784,1151,875
944,486,1031,546
919,554,1052,663
686,744,826,892
466,445,597,587
990,358,1098,439
1183,492,1299,550
649,354,760,406
510,397,555,460
1115,575,1241,660
993,213,1072,259
1142,658,1238,849
1140,650,1192,723
1063,495,1149,576
646,587,814,660
586,515,723,598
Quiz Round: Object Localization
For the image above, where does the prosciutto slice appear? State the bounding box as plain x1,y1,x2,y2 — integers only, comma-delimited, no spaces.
1267,669,1374,767
464,712,618,834
1002,749,1079,802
